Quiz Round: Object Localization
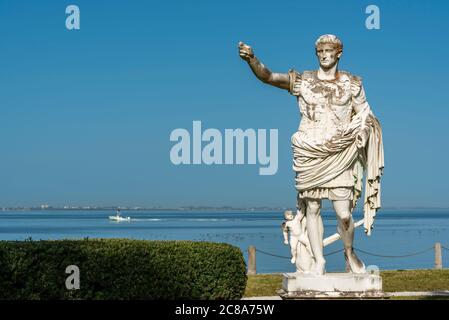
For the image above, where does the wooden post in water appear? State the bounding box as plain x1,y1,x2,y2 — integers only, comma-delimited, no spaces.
248,246,257,275
435,242,442,270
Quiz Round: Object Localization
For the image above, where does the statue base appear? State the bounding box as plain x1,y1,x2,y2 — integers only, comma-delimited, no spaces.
279,272,385,299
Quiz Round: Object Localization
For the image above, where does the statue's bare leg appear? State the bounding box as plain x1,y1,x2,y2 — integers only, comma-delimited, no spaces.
290,237,299,264
294,214,316,273
305,199,325,275
332,200,366,273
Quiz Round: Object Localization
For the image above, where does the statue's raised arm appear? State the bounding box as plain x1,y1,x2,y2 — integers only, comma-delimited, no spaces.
238,41,290,90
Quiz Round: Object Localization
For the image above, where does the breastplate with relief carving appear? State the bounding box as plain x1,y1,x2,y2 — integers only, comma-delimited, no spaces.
297,71,354,144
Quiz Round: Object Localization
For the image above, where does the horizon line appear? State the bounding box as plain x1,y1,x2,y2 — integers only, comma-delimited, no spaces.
2,205,449,211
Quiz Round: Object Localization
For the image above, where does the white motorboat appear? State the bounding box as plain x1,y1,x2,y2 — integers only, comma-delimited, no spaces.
109,214,131,222
109,208,131,222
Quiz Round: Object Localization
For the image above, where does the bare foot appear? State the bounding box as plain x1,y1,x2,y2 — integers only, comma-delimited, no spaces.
345,248,366,274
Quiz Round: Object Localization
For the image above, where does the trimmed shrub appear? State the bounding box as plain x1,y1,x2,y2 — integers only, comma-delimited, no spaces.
0,239,247,300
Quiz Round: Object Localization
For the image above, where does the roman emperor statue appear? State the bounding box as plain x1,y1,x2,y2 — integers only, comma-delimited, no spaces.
239,35,384,275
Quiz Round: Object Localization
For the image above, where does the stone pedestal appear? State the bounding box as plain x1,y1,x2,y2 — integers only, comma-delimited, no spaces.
279,272,385,299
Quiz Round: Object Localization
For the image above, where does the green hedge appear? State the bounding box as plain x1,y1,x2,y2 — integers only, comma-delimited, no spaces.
0,239,247,300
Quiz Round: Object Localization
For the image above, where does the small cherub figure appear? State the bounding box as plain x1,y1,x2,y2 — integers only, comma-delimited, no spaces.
282,210,312,264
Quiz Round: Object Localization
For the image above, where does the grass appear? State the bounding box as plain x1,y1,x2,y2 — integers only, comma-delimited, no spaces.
245,274,284,297
382,269,449,292
244,269,449,299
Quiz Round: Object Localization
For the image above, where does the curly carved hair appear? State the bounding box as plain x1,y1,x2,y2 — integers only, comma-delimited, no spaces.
315,34,343,53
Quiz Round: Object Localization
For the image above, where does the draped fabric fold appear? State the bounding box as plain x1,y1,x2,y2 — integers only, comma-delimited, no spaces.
361,112,384,235
292,105,384,235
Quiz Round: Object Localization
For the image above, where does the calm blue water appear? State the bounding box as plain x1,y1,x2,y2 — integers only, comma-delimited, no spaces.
1,209,448,273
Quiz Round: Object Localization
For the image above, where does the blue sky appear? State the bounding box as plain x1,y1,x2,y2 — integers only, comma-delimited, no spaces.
0,0,448,208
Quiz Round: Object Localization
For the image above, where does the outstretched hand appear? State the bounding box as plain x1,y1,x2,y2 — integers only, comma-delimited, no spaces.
238,41,254,62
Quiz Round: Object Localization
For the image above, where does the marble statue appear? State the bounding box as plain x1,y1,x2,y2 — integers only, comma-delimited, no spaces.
281,210,313,268
239,35,384,276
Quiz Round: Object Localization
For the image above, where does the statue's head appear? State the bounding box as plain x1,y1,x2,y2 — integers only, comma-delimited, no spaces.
315,34,343,70
284,210,294,221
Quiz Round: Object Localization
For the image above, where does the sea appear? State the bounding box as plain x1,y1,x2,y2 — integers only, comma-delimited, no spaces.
1,209,448,273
